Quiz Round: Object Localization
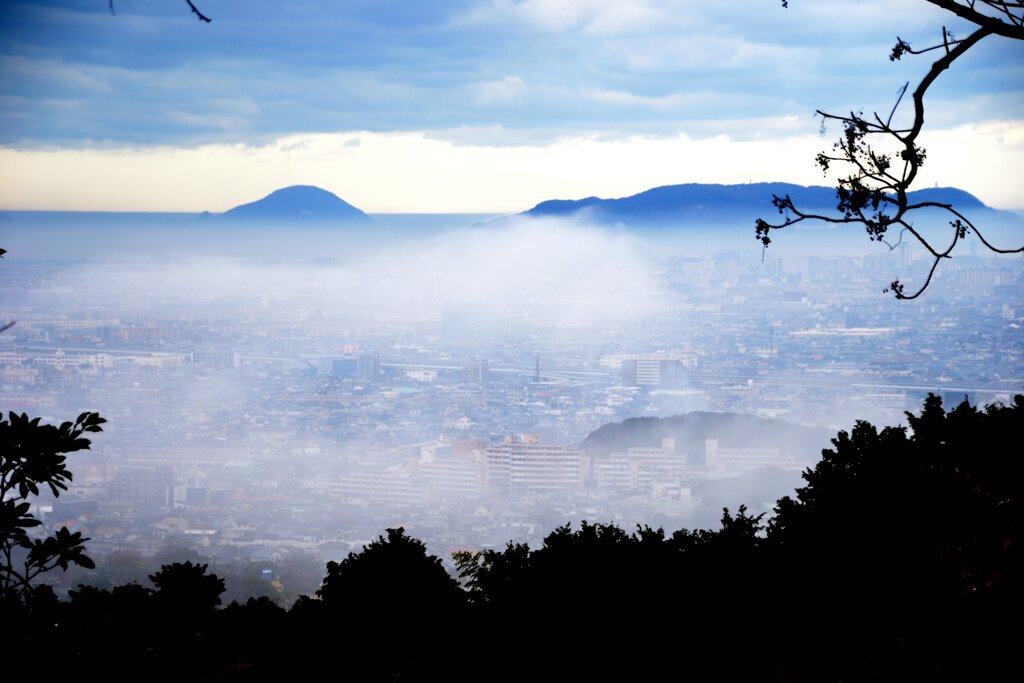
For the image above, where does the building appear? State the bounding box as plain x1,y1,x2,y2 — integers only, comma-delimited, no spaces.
357,353,381,383
593,438,688,493
621,354,696,387
418,444,485,498
464,357,488,384
485,434,584,496
405,369,437,382
109,464,174,509
704,439,798,475
330,462,424,507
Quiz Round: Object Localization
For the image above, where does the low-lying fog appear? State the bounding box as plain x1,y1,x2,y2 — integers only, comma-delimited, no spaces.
1,211,1019,576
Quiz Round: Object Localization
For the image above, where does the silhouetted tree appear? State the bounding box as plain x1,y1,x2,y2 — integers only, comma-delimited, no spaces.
764,393,1022,679
770,393,1020,596
315,527,466,681
1,411,105,601
757,1,1023,298
150,560,226,613
318,527,463,613
138,562,228,676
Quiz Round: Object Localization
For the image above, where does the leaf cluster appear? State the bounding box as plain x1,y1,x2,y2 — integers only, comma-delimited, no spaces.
149,560,226,611
1,411,105,600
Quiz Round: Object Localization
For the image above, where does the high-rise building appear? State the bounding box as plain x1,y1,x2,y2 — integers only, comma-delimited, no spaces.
621,355,692,386
464,357,488,384
485,434,584,496
109,465,174,509
357,352,381,383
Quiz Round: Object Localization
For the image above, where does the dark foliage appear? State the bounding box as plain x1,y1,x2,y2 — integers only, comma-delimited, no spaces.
763,393,1022,679
308,527,467,681
460,393,1021,680
150,560,227,613
317,526,464,610
1,411,105,601
3,394,1018,680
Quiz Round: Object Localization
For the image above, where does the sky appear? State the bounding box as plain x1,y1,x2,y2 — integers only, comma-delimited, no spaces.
0,0,1021,213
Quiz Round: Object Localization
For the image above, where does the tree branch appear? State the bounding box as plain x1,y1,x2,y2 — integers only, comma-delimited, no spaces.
905,26,991,142
756,7,1022,299
184,0,212,23
107,1,211,22
925,1,1024,38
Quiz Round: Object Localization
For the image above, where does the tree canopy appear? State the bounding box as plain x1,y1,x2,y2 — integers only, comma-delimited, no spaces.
1,411,105,601
149,560,226,613
317,526,464,614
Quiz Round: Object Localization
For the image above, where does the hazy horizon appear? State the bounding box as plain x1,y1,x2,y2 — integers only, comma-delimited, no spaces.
1,2,1021,212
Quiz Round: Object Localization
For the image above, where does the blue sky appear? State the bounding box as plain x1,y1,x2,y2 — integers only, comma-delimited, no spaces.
1,0,1021,211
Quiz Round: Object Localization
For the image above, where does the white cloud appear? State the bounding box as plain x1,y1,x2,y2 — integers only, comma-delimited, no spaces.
913,120,1024,204
475,76,528,105
605,33,818,75
425,125,568,147
580,87,741,112
1,120,1021,213
0,56,114,95
456,0,663,35
38,217,668,334
168,111,251,131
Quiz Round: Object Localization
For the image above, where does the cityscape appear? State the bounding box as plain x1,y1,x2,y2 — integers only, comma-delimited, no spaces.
2,208,1020,598
1,2,1020,677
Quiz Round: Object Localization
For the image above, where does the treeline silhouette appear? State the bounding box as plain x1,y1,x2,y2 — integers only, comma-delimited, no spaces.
6,394,1020,681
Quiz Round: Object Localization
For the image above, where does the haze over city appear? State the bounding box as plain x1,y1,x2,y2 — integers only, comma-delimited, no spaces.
1,2,1022,680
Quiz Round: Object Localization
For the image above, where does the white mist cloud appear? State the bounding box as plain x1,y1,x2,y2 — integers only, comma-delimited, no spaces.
38,218,667,333
353,217,666,326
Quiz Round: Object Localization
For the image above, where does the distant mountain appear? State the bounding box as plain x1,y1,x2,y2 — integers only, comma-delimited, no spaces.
521,182,997,226
221,185,369,222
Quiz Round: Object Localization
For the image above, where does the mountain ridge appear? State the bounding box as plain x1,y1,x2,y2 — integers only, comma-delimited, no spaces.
522,182,994,225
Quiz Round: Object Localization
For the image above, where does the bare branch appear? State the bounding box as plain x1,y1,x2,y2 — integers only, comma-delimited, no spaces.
108,1,211,22
184,0,212,23
889,253,944,299
925,1,1024,38
905,26,991,142
885,83,908,128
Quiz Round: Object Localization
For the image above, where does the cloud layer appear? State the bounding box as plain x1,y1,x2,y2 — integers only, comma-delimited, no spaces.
1,1,1021,210
2,1,1020,145
3,122,1022,212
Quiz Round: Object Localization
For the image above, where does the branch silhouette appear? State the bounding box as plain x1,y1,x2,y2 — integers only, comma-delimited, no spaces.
760,1,1023,299
108,1,211,22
